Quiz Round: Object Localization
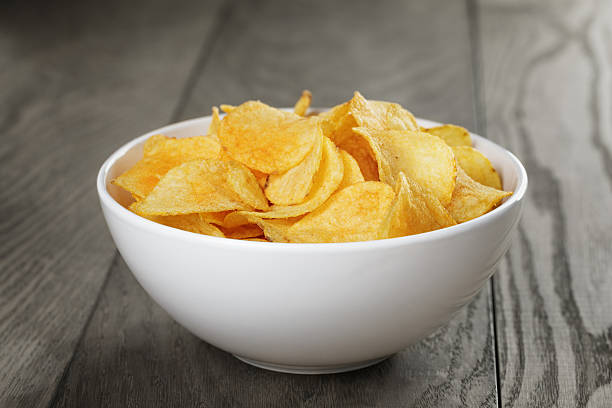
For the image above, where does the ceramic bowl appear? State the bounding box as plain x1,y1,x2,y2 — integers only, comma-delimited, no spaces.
97,114,527,374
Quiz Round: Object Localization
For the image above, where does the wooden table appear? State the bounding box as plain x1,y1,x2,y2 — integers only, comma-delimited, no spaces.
2,0,611,406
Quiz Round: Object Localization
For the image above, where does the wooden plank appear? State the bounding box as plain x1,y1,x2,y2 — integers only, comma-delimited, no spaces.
476,0,612,406
0,1,224,407
52,1,499,407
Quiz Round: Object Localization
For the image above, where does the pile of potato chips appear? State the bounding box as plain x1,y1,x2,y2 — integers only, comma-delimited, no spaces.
114,91,511,243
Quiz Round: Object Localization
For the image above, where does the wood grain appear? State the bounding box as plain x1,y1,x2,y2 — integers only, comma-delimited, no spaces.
0,1,224,407
476,0,612,406
49,0,499,407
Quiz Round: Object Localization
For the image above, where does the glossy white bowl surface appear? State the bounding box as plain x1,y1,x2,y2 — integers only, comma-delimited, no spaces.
97,114,527,374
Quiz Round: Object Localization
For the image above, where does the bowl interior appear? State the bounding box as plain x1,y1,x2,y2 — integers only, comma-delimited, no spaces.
102,115,526,223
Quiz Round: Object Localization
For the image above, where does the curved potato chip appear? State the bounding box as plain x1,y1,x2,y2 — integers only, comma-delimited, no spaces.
220,224,263,239
294,90,312,116
200,211,232,226
335,134,379,181
425,124,472,146
288,181,395,243
251,169,268,188
354,128,456,205
265,132,323,205
239,213,300,243
131,159,267,216
350,91,418,131
208,107,221,142
318,101,354,146
452,146,502,189
113,135,221,200
245,238,268,242
219,101,319,173
220,104,236,114
337,149,365,190
380,172,455,238
239,137,344,219
225,162,269,210
447,166,512,223
222,211,250,228
132,211,225,237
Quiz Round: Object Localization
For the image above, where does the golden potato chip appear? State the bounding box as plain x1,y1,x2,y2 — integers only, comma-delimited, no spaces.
380,172,455,238
113,135,221,200
294,90,312,116
251,169,268,188
219,101,319,173
225,161,270,210
335,134,379,181
447,166,512,223
350,91,418,131
220,104,236,114
131,158,267,216
220,223,263,239
222,211,250,228
132,212,225,237
452,146,502,189
239,136,344,219
245,238,268,242
208,107,221,142
265,132,323,205
239,213,300,242
354,128,456,205
200,211,232,226
318,101,355,146
288,181,395,243
317,95,380,179
425,124,472,146
337,149,365,190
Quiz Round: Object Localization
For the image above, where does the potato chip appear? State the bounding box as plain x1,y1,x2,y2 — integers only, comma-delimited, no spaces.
208,107,221,142
380,172,455,238
251,169,268,188
239,136,344,219
354,128,456,205
447,166,512,223
294,90,312,116
225,161,270,210
350,91,418,131
219,101,319,173
113,135,221,200
265,132,323,205
337,149,365,190
220,104,236,114
452,146,502,189
318,101,355,146
239,213,300,243
425,124,472,146
131,158,267,216
133,212,225,237
200,211,232,226
320,92,417,182
222,211,251,228
220,223,263,239
288,181,395,243
335,134,379,181
114,92,515,243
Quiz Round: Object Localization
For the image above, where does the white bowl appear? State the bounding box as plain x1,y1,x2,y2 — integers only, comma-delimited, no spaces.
97,114,527,374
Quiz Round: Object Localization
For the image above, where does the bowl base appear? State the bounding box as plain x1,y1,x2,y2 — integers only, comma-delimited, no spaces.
233,354,391,374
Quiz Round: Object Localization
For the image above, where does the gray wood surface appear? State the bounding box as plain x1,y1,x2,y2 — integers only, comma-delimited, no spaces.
477,0,612,406
49,0,498,407
3,0,611,406
0,0,224,407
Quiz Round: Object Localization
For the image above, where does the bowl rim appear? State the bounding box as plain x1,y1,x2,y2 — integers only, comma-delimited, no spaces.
97,114,528,252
